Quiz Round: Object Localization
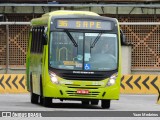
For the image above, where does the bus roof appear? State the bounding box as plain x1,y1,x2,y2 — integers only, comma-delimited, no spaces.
42,10,99,17
31,10,99,26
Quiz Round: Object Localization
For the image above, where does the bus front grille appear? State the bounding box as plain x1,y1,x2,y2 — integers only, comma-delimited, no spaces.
60,73,106,80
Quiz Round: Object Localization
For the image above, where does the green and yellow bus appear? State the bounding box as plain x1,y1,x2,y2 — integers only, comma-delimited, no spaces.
26,10,124,109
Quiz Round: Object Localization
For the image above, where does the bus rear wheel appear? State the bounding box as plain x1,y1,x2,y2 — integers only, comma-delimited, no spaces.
101,100,110,109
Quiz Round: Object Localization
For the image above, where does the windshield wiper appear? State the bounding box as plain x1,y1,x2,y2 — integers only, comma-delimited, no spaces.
65,30,78,47
90,33,102,48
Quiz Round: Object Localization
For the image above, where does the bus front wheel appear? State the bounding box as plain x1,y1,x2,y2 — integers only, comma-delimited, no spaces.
101,100,110,109
43,97,52,107
31,93,39,104
30,73,39,104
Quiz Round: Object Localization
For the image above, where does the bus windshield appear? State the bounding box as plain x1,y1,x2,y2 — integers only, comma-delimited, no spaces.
49,31,118,71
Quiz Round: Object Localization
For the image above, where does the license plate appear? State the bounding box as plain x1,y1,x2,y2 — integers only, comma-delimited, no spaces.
77,90,89,94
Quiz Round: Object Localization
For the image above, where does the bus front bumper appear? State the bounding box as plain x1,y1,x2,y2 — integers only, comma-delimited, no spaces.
43,83,120,100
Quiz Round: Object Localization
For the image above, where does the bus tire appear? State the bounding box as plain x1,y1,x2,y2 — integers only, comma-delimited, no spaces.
101,100,110,109
43,97,52,107
91,100,99,105
31,93,39,104
30,73,39,104
81,100,89,105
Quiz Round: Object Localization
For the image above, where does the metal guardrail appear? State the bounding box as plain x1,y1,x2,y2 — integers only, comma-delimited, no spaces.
0,22,30,25
119,22,160,25
0,3,160,8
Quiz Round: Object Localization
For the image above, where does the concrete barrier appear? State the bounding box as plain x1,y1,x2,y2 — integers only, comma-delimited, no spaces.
0,74,160,95
121,75,160,94
0,74,27,93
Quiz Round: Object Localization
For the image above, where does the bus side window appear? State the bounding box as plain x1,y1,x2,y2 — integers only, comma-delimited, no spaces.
38,27,43,52
31,26,45,54
31,27,36,53
39,26,45,53
36,27,40,53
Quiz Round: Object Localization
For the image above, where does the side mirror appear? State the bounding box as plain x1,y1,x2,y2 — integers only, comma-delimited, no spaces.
120,30,127,45
43,34,47,45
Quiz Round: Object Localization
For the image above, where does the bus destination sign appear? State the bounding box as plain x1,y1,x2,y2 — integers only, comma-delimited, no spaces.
56,19,113,30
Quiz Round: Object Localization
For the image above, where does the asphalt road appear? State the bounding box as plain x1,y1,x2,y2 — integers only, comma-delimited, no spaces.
0,94,159,111
0,94,159,119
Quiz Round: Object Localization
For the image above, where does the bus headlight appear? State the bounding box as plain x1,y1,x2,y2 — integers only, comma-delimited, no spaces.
107,73,117,86
49,71,59,84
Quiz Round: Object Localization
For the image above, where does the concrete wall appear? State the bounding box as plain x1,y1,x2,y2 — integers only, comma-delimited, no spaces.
132,69,160,75
0,69,26,74
121,46,132,75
